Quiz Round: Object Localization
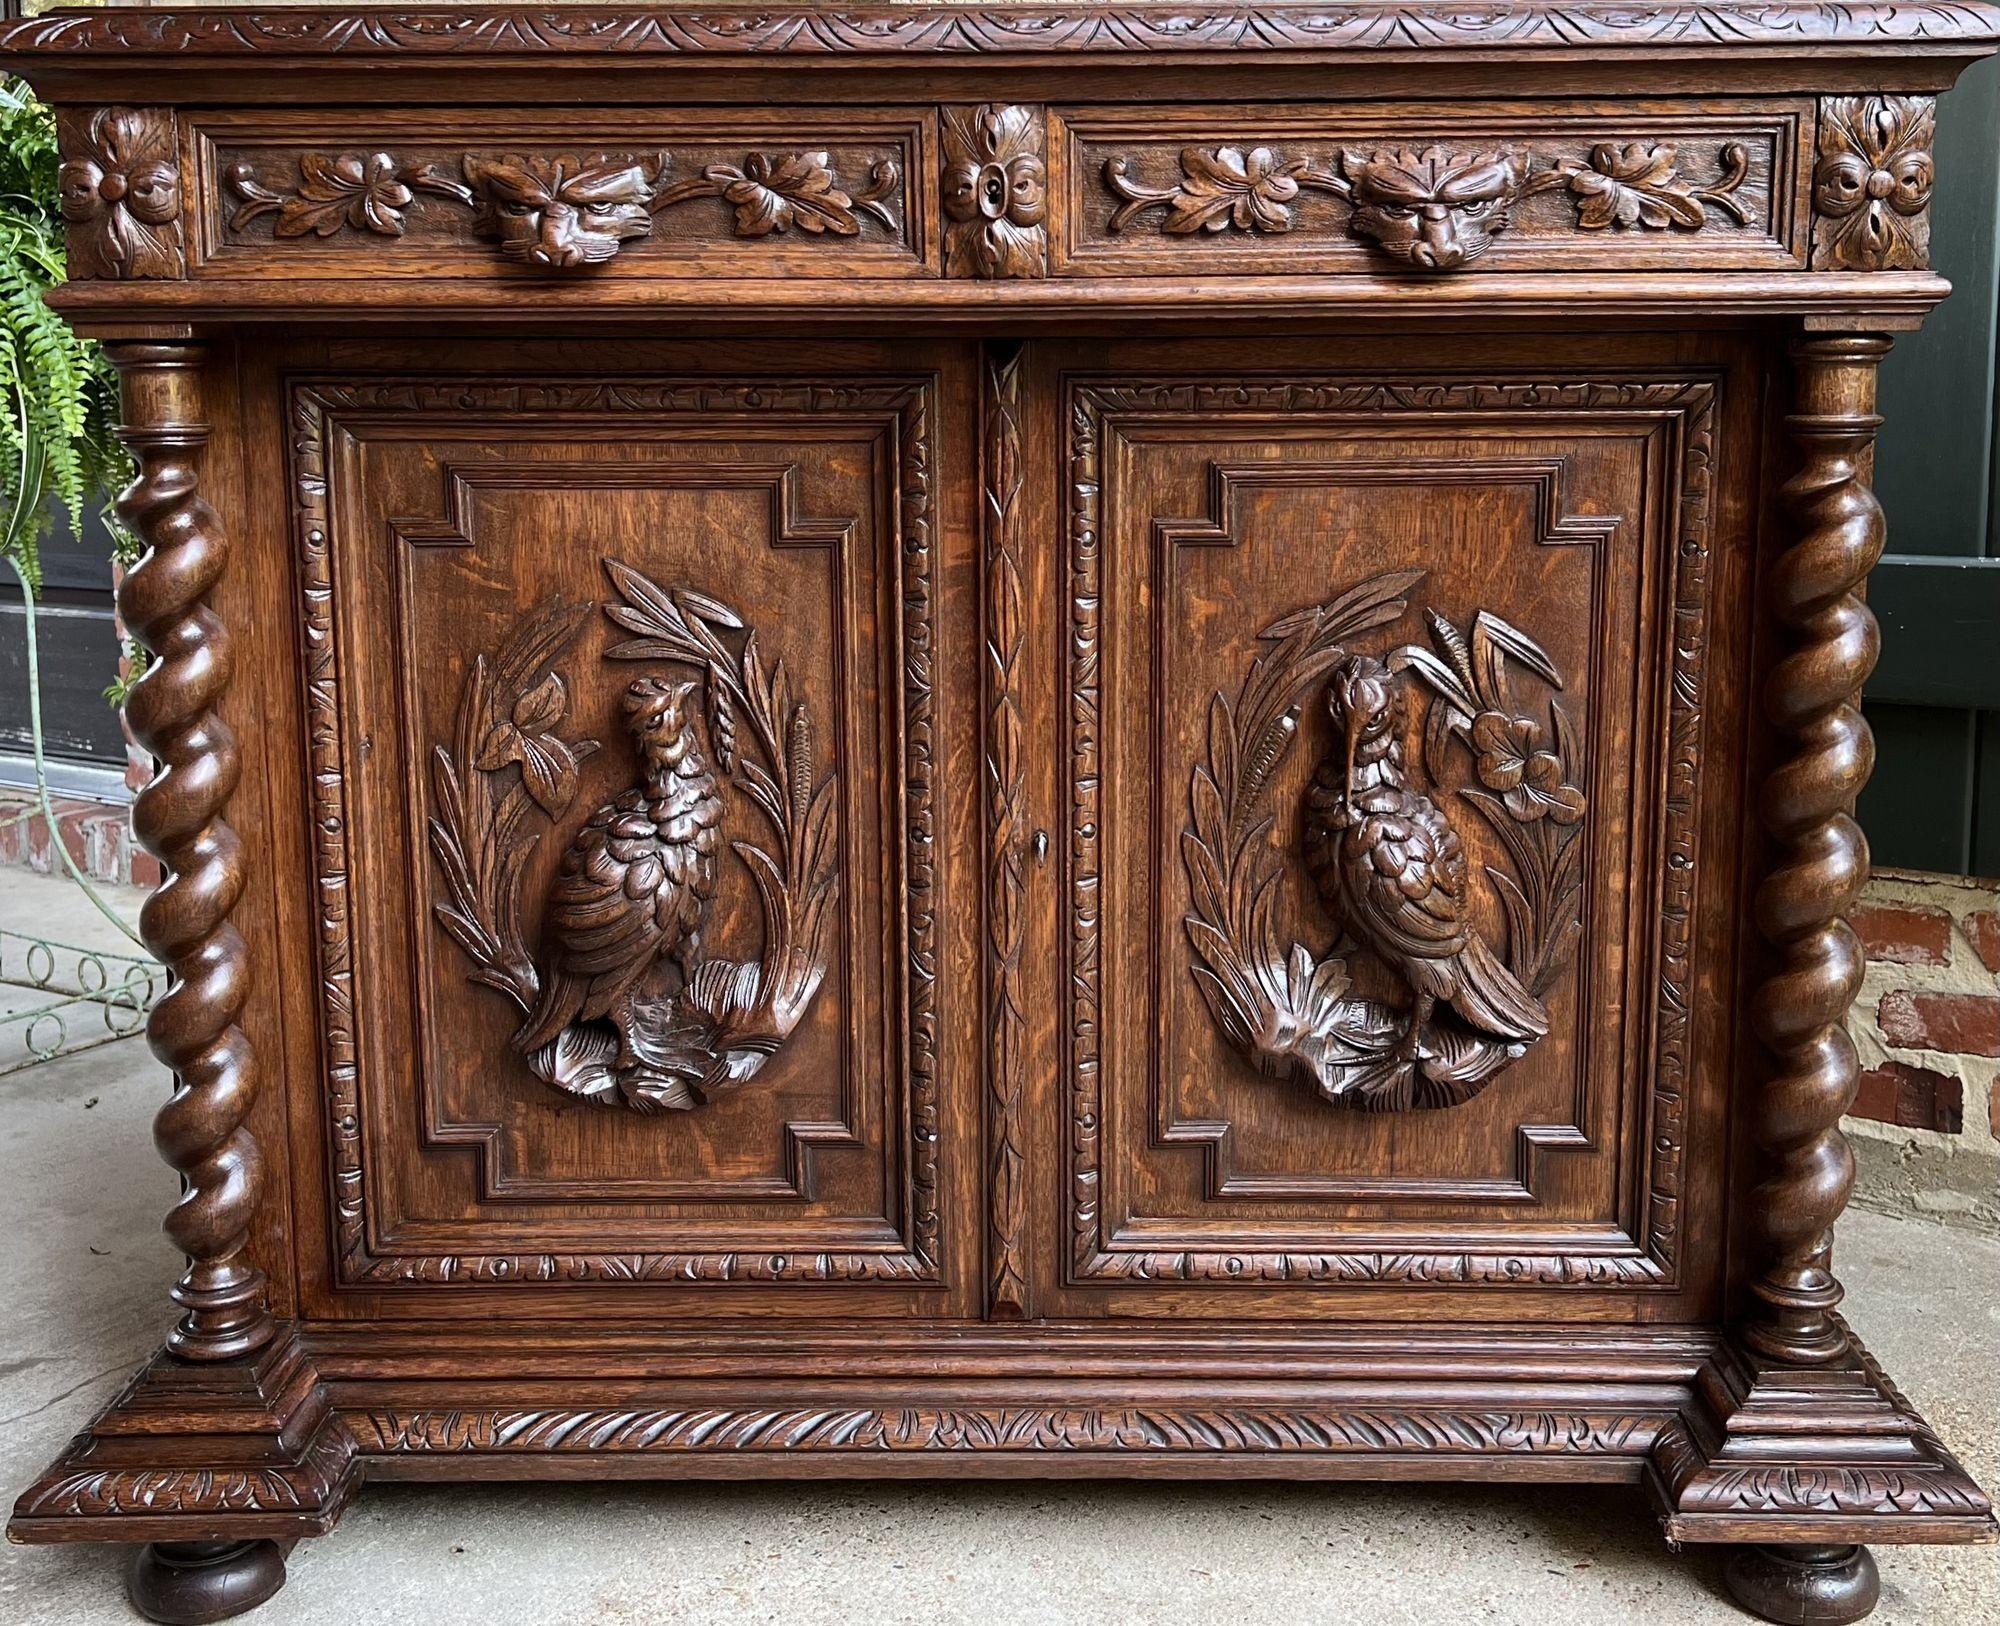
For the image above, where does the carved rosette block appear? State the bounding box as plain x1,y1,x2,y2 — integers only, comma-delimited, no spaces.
1811,96,1934,271
1745,335,1892,1367
109,342,274,1363
942,105,1047,278
57,106,184,279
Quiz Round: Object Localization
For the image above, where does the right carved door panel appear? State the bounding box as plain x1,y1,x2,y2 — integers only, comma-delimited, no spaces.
1006,337,1755,1321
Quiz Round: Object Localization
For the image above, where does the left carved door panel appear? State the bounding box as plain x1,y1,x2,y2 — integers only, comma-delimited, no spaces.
266,344,976,1315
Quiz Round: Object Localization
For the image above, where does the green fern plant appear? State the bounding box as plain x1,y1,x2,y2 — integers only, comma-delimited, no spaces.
1,75,144,946
0,76,131,595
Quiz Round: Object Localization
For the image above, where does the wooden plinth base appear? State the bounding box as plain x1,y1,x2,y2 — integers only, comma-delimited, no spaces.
10,1319,1991,1619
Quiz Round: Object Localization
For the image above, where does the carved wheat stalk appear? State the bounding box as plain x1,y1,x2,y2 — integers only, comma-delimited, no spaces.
110,342,275,1362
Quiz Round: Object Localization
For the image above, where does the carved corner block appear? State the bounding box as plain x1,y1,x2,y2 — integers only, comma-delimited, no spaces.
56,106,184,279
7,1329,355,1545
1811,96,1935,271
1648,1329,1995,1545
942,104,1047,279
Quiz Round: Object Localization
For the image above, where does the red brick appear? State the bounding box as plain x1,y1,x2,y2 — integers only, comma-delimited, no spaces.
130,850,162,889
1966,911,2000,976
1850,1061,1963,1133
1848,903,1953,966
1877,989,2000,1058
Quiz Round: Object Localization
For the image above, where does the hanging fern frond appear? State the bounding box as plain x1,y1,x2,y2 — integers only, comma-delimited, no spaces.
0,77,133,599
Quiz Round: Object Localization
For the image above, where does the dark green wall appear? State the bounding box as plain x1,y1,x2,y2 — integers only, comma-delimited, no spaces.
1864,57,2000,878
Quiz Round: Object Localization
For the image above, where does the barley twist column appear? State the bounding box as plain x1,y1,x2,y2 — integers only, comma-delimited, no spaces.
110,341,274,1362
1745,333,1891,1366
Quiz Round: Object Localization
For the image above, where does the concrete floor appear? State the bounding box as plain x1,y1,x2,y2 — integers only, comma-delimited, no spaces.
2,870,1998,1624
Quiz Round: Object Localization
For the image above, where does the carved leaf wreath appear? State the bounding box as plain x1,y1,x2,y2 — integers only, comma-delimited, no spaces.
1181,570,1420,1093
599,558,840,1087
1184,569,1588,1112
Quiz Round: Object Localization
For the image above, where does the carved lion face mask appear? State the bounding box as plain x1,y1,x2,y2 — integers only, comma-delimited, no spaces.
463,154,656,269
1341,146,1524,271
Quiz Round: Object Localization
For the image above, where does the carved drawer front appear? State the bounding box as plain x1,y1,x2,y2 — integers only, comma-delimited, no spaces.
1056,100,1807,273
1041,349,1737,1316
198,111,933,276
282,356,972,1310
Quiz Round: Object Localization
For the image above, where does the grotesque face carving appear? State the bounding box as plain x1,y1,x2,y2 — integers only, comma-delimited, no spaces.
1340,146,1524,271
462,154,656,269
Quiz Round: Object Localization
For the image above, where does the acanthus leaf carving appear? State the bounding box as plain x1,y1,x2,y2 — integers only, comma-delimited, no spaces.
1185,571,1586,1112
427,565,839,1113
224,146,903,266
1104,138,1756,269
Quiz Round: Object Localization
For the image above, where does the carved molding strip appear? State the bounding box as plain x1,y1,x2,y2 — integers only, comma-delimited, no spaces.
1065,377,1717,1287
983,342,1031,1318
10,6,2000,59
57,107,183,279
1104,141,1754,271
1811,95,1935,271
290,378,941,1285
350,1405,1663,1455
227,149,899,268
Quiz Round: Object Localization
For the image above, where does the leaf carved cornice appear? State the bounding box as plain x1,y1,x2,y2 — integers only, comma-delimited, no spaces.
6,4,2000,61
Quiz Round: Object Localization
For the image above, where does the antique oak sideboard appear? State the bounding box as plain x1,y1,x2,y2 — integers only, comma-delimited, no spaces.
5,6,1997,1621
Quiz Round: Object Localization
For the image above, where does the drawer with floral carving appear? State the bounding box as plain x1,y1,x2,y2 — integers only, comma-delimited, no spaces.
1056,100,1811,274
193,111,934,275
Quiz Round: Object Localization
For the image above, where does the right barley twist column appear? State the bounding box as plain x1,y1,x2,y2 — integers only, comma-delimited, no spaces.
1745,333,1893,1366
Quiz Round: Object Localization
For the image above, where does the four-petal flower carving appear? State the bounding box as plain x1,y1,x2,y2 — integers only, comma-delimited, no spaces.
1812,95,1935,271
1471,712,1586,825
942,104,1048,279
58,107,183,279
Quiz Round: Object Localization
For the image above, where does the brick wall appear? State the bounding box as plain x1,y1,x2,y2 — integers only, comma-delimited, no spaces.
0,789,158,888
1845,867,2000,1233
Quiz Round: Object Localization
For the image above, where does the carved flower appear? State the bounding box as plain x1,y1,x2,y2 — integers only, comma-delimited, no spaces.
708,152,877,237
476,671,583,813
1565,144,1706,230
58,109,182,279
1168,146,1300,233
942,104,1047,278
229,151,416,238
1813,96,1934,270
1471,712,1584,825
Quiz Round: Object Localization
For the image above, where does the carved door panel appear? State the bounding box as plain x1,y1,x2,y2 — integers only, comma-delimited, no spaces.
264,340,978,1317
1011,337,1752,1321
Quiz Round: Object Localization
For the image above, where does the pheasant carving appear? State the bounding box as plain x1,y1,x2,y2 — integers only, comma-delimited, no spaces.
516,674,723,1106
1303,655,1549,1062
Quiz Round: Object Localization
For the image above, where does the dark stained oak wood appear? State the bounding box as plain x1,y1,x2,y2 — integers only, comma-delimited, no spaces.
5,10,1998,1622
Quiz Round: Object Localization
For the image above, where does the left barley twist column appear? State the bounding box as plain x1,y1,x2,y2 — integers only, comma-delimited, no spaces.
110,341,275,1362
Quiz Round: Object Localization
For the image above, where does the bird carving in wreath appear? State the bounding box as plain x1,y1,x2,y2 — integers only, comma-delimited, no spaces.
515,674,724,1104
1303,654,1548,1063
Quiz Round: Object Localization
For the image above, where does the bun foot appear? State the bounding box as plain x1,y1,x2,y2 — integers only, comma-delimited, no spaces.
127,1540,287,1624
1723,1543,1880,1624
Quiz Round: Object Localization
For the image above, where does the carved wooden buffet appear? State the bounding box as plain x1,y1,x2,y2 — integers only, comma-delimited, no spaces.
7,6,1998,1620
